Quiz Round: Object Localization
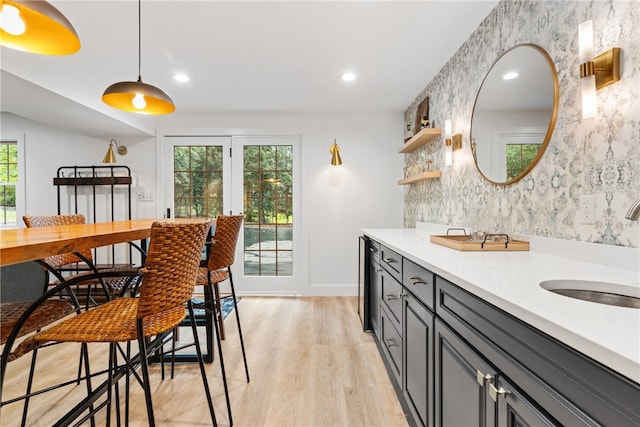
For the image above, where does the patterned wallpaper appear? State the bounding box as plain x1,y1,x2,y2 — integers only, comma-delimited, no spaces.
403,0,639,248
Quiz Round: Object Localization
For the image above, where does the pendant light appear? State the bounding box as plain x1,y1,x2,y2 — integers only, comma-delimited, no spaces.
0,0,80,55
102,0,174,115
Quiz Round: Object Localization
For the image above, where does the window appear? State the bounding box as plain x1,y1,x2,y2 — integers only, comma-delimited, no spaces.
506,143,540,181
173,145,225,218
0,141,18,226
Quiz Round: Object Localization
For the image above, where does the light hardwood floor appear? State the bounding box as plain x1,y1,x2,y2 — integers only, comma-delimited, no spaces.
1,297,408,426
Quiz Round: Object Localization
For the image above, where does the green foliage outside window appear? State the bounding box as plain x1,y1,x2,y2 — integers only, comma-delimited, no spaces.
173,145,224,218
506,144,540,181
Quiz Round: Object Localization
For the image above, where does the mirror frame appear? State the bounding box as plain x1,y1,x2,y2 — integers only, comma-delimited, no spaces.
471,43,559,186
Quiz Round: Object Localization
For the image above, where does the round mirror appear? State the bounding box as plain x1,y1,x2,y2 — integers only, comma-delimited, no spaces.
471,44,559,185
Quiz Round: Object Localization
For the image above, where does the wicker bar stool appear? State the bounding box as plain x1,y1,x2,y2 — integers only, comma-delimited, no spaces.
194,214,249,382
0,262,79,426
13,220,215,426
23,214,143,306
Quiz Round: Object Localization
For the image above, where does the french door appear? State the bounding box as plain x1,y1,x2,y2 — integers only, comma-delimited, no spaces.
163,135,301,295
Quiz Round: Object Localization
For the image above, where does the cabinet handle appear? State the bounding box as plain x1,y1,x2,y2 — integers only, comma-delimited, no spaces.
409,276,427,285
369,248,378,254
375,268,383,272
385,293,399,300
385,338,398,348
489,383,509,402
476,370,493,386
384,257,397,264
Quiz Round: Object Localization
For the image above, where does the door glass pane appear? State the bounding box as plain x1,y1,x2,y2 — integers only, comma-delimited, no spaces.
243,145,293,276
173,145,224,218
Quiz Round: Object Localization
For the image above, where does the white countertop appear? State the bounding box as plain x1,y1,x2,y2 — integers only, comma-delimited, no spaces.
362,226,640,384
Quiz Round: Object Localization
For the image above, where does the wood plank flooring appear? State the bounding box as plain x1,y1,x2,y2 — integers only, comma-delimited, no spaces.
1,297,408,426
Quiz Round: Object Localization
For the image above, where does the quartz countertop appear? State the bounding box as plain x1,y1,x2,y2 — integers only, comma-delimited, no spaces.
362,226,640,384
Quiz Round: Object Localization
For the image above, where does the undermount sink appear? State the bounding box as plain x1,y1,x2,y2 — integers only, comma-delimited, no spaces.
540,279,640,309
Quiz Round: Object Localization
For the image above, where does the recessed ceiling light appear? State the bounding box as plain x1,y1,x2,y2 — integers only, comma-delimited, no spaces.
173,73,190,83
502,71,519,80
341,72,357,82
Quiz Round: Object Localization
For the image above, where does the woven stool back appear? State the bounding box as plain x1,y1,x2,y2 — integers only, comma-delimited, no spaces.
206,215,243,271
23,214,93,268
137,220,210,319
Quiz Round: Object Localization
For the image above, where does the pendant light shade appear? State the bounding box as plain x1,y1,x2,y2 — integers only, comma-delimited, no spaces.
0,0,80,55
103,78,175,115
101,0,174,115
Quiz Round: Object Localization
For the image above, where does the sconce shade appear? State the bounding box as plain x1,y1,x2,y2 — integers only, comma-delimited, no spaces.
102,78,175,115
578,20,597,119
102,139,126,164
444,119,453,139
445,143,453,167
102,144,116,164
0,0,80,55
330,139,342,166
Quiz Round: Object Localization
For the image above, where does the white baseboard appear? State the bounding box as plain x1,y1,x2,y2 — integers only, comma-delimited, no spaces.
308,284,358,296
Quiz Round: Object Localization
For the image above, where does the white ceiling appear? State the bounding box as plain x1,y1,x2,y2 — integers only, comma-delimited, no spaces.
1,0,499,137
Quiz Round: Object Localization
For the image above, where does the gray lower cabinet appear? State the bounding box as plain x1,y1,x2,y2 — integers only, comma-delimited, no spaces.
403,292,433,427
436,275,640,426
435,318,497,427
363,238,640,427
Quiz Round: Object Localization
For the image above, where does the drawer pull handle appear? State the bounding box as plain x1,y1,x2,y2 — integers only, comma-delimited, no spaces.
385,338,398,348
384,257,397,264
409,276,427,285
375,268,383,272
489,384,509,402
385,293,399,300
476,370,493,386
369,248,378,253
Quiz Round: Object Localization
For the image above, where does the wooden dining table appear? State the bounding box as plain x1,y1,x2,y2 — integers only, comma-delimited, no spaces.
0,218,211,267
0,217,215,425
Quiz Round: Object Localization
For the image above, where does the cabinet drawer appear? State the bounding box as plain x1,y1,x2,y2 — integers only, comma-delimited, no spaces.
380,244,402,282
381,268,402,327
403,258,435,311
381,305,402,384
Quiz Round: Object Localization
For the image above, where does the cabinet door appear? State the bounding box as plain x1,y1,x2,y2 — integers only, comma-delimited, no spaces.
404,293,434,427
369,259,382,336
435,319,496,427
493,376,560,427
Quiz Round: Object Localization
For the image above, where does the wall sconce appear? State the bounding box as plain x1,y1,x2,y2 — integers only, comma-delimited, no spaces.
102,139,127,164
578,20,621,119
444,119,462,166
330,139,342,166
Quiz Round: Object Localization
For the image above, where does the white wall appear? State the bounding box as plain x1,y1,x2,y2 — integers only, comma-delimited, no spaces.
1,111,405,295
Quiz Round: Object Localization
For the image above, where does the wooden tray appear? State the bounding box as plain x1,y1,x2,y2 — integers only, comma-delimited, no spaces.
430,235,529,252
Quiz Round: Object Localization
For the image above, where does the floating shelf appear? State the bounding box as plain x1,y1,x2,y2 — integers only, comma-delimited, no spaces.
399,127,442,153
397,171,441,185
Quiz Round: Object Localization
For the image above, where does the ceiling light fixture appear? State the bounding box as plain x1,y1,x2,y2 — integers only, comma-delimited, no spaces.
172,72,190,83
341,72,356,82
0,0,80,55
102,0,174,115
